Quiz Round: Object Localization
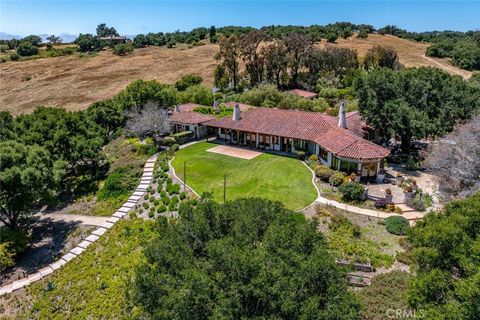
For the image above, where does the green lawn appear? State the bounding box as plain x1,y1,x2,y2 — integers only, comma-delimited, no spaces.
171,142,317,210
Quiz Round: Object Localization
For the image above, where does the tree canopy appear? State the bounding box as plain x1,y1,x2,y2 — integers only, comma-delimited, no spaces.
130,198,361,319
354,67,480,150
407,192,480,319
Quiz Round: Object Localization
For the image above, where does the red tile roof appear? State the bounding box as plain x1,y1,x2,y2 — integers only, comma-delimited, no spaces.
206,107,389,160
169,112,215,124
323,111,368,138
287,89,318,98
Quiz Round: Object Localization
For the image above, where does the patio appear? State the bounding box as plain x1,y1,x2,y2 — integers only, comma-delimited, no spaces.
364,165,440,213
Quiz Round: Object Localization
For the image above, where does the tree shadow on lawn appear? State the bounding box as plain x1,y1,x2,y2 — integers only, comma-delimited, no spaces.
0,217,86,285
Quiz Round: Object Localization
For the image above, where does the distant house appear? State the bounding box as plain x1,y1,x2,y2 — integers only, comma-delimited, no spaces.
287,89,318,99
98,36,127,44
206,103,389,180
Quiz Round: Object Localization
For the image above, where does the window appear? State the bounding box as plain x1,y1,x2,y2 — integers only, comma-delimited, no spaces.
332,156,339,170
273,136,278,144
319,147,328,161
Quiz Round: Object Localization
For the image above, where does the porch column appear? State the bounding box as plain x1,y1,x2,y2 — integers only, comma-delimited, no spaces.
327,153,333,167
291,140,295,153
255,133,259,148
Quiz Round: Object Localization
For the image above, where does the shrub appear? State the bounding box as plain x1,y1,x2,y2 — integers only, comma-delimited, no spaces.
170,144,179,152
112,43,134,56
149,196,155,203
407,192,433,212
0,44,8,53
143,202,149,209
167,183,180,195
157,205,167,213
146,186,152,193
16,42,39,56
0,242,15,271
167,177,172,184
406,157,417,171
153,199,159,206
374,199,387,209
295,150,306,160
314,165,334,181
144,194,149,200
179,191,186,200
162,196,170,205
338,182,365,202
385,216,410,235
9,53,20,61
308,154,319,162
329,172,347,187
175,74,203,91
160,190,167,197
171,195,179,204
148,209,155,218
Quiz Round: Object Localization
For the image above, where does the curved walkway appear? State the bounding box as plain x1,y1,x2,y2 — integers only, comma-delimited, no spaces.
0,154,158,296
300,161,424,221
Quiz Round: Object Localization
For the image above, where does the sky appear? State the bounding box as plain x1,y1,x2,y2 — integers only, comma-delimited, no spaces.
0,1,479,36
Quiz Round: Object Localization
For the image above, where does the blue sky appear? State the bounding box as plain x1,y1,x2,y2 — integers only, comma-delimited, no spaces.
0,1,479,36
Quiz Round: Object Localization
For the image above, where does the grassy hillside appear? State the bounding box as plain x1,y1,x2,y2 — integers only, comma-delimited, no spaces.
0,34,471,115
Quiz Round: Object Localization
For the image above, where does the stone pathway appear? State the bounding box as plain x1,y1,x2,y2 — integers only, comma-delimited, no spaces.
0,154,158,296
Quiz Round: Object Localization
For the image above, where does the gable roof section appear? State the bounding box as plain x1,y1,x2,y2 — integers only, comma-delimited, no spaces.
169,112,215,124
206,107,389,160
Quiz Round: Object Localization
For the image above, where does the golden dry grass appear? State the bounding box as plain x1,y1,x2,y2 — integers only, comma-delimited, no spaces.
0,44,219,115
0,35,471,115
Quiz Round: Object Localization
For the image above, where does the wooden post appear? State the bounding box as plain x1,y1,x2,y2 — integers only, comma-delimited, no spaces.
183,161,186,191
223,174,227,204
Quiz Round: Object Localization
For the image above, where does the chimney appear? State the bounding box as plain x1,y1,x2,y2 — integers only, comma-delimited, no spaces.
338,100,347,129
174,105,180,113
232,103,241,121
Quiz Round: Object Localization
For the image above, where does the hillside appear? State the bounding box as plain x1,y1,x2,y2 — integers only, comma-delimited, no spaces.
0,34,472,115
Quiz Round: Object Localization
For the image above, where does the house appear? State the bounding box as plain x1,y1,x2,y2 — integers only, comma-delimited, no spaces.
169,109,215,139
287,89,318,99
206,103,390,179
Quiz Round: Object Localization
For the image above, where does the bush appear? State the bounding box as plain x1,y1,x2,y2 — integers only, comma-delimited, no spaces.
148,209,155,218
0,242,15,271
314,165,334,181
170,144,179,152
308,154,318,162
112,43,134,56
16,42,39,56
168,202,176,211
160,190,167,197
329,172,347,187
153,199,159,206
338,182,365,202
0,228,28,255
167,183,180,195
406,157,417,171
144,194,149,200
157,205,166,213
9,52,20,61
175,74,203,91
143,202,149,209
374,199,388,209
162,196,170,205
179,191,186,200
407,192,433,212
385,216,410,235
149,196,155,203
295,150,306,160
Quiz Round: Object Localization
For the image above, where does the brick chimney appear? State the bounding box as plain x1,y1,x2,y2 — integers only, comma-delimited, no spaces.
338,100,347,129
232,103,241,121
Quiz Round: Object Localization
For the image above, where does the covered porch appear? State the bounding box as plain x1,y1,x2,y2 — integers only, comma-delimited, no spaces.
215,128,311,154
330,156,384,181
